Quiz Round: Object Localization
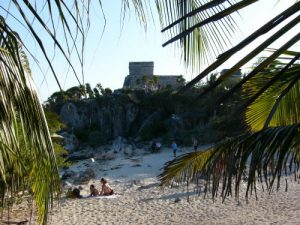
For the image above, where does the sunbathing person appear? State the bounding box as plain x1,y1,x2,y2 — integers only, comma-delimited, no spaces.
66,188,82,198
90,184,100,196
100,178,114,196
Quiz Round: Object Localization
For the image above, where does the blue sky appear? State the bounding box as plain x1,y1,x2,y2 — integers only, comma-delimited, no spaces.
3,1,297,101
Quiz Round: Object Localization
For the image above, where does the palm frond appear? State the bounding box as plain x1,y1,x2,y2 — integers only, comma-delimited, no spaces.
156,0,239,72
244,62,300,131
159,125,300,200
0,0,102,89
179,2,300,93
0,19,60,224
158,149,214,186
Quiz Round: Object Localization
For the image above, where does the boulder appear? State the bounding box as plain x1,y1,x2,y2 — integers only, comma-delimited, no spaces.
95,151,116,160
61,170,76,180
74,168,96,184
60,132,79,152
67,151,94,162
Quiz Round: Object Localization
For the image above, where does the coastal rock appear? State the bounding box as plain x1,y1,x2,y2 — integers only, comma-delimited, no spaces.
111,136,124,152
59,100,139,140
67,151,93,162
60,132,79,152
74,168,95,184
61,170,76,180
123,145,134,156
60,103,85,129
95,151,116,160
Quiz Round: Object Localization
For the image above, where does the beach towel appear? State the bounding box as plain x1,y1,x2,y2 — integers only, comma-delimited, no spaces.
81,194,121,199
95,195,120,199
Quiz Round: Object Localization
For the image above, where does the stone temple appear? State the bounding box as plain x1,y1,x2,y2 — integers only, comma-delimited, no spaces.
123,62,182,90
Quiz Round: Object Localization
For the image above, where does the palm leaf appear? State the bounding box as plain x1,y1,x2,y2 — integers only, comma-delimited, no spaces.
244,62,300,131
159,125,300,200
0,20,60,224
179,2,300,93
157,0,239,71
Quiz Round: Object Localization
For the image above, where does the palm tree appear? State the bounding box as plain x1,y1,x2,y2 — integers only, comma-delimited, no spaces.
153,75,159,90
157,1,300,200
0,20,59,224
142,75,148,90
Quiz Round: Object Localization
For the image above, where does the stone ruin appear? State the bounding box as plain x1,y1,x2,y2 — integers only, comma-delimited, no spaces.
123,61,182,90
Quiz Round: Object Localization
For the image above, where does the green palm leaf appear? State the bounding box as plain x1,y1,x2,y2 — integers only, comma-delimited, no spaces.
179,2,300,94
159,125,300,200
157,0,239,71
157,2,300,198
243,56,300,131
0,19,59,224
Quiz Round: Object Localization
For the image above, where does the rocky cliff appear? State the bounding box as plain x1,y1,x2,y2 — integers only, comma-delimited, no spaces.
59,98,139,140
54,90,245,147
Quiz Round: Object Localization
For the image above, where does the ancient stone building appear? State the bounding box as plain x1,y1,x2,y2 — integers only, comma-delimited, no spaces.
123,62,182,90
220,69,242,81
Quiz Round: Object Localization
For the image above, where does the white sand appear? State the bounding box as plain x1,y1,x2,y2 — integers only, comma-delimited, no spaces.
6,147,300,225
47,180,300,225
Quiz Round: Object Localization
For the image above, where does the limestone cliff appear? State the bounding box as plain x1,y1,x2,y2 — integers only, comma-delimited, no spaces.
55,90,245,146
59,98,139,139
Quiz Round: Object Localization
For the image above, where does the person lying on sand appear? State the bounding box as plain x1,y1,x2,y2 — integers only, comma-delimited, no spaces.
100,178,114,196
90,184,100,196
66,188,82,198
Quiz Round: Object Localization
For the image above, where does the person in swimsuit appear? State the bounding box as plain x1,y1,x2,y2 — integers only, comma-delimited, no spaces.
90,184,100,196
100,178,114,196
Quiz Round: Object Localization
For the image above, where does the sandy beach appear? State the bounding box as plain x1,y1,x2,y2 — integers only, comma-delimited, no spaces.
6,147,300,225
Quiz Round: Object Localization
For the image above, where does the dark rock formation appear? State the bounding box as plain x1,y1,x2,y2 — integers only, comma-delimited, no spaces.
74,168,96,184
61,170,76,180
53,89,245,147
59,99,139,140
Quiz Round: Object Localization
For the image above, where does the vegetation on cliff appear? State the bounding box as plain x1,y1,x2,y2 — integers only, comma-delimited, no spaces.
46,77,245,147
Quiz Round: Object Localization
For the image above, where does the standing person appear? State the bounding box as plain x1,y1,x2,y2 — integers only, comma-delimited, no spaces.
193,137,198,151
156,142,161,151
171,141,178,157
100,178,114,196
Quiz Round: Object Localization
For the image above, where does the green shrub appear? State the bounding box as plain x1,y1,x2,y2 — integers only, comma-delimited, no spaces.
87,130,107,147
140,122,167,141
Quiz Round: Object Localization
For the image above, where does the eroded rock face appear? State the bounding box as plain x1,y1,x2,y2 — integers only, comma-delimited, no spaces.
59,100,139,139
60,132,79,152
60,103,84,129
73,168,96,184
61,170,76,180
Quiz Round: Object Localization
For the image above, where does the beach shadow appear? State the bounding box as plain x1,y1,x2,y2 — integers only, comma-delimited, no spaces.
137,183,160,191
158,191,199,200
140,191,200,202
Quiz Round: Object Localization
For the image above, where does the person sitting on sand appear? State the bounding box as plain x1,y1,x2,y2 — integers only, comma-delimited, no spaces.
90,184,99,196
66,188,82,199
100,178,114,196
